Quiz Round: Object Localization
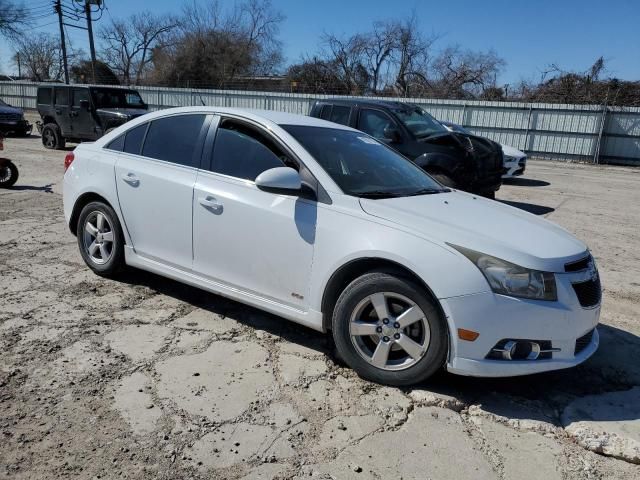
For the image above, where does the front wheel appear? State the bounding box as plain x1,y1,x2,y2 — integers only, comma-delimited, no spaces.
77,201,125,277
0,160,18,188
332,272,448,386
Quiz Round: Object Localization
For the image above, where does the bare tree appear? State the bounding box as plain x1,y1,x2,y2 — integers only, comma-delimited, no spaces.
151,0,285,88
321,32,370,94
362,20,399,93
0,0,26,39
392,14,437,95
99,12,177,85
432,46,505,98
11,33,65,81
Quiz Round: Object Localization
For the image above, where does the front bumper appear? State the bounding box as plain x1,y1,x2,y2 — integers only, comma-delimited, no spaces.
503,157,527,178
441,272,600,377
0,119,32,134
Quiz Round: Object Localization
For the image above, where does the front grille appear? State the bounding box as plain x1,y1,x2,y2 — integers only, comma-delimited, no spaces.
572,277,601,307
575,329,594,355
565,256,591,272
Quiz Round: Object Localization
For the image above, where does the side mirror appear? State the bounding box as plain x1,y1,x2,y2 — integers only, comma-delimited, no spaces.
383,126,400,143
255,167,302,193
79,99,90,111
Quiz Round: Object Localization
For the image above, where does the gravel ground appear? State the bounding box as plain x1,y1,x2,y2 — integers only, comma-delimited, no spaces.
1,124,639,479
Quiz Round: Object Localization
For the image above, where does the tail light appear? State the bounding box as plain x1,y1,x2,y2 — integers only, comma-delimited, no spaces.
64,152,75,172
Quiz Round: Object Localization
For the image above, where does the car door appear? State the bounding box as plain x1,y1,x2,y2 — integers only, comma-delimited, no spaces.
70,88,94,139
53,87,71,136
114,113,210,269
192,117,316,309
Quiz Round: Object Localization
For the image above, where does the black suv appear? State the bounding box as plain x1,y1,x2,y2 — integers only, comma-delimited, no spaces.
36,85,148,149
310,99,503,197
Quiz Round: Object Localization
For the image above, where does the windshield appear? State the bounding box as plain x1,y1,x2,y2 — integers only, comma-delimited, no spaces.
282,125,447,198
0,99,8,107
393,106,447,139
90,88,146,109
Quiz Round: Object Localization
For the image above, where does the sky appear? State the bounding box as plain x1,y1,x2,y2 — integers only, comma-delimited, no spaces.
2,0,639,85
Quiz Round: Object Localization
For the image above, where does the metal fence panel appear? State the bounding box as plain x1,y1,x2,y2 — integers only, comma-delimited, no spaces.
1,81,639,165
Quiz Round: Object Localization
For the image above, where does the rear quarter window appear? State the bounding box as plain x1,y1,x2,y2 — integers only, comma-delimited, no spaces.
123,123,148,155
37,88,52,105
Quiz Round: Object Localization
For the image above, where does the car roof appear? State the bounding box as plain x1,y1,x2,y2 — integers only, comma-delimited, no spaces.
122,106,356,130
316,98,413,110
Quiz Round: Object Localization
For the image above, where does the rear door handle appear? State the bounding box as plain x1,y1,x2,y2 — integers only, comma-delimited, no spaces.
199,196,223,213
121,173,140,187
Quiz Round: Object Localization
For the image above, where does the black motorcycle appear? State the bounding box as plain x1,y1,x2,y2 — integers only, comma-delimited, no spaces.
0,133,19,188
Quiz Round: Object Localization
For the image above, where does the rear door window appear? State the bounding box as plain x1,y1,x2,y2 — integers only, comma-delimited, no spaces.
54,88,69,106
123,123,148,155
141,114,206,167
329,106,351,126
106,134,125,152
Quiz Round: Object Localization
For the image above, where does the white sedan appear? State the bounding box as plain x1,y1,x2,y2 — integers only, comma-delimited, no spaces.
441,121,527,179
63,107,600,385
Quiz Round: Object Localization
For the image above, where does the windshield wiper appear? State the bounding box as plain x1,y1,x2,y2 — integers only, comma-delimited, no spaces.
355,190,406,199
407,188,448,196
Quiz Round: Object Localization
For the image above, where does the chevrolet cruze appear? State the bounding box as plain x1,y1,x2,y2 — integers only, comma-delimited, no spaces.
63,107,601,386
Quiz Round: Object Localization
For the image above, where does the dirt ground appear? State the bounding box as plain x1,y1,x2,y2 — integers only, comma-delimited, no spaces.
1,122,640,479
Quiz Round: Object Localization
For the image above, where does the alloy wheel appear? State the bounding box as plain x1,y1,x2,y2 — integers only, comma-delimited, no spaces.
82,211,115,265
43,129,55,148
349,292,431,371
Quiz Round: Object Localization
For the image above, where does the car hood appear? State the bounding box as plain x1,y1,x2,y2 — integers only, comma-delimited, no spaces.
0,105,23,115
359,191,587,272
96,108,148,118
502,144,526,158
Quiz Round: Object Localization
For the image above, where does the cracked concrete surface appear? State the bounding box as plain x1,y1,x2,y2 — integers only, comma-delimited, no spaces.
1,129,640,479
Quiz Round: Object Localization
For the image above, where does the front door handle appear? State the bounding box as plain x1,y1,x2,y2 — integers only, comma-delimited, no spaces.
199,196,223,214
121,173,140,187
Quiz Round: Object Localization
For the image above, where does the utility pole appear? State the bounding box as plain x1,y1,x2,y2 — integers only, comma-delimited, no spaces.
16,53,21,78
55,0,70,84
84,1,98,84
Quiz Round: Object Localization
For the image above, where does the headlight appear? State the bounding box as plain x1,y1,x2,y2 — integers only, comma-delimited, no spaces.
450,245,557,301
503,155,517,162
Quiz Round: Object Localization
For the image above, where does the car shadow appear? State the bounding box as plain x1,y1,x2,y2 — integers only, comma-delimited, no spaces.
7,183,54,193
503,178,550,187
116,268,332,355
410,323,640,425
114,268,640,426
499,200,555,215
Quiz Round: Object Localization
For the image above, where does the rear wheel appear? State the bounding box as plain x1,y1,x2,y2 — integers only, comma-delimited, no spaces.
77,201,125,277
332,272,448,386
0,161,18,188
42,123,65,150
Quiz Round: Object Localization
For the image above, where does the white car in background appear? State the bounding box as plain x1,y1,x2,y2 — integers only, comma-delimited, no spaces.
441,121,527,179
63,107,600,386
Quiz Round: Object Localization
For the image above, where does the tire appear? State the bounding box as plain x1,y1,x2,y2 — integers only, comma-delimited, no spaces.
77,201,125,277
332,272,448,386
0,160,18,188
41,123,65,150
430,172,457,188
